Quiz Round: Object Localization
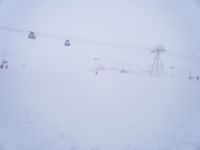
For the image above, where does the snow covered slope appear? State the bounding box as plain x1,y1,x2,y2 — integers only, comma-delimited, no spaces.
1,70,200,150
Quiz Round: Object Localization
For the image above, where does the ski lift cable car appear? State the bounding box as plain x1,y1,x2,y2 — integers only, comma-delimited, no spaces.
28,31,36,39
64,40,70,46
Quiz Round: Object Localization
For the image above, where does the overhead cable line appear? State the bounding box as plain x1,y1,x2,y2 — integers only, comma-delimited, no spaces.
0,25,152,52
0,25,200,62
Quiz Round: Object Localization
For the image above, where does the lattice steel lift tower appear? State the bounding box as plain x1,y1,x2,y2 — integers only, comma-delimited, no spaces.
150,45,165,76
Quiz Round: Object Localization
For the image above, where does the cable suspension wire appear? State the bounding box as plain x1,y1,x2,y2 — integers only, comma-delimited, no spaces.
0,25,200,62
164,51,200,63
0,25,152,52
0,25,27,34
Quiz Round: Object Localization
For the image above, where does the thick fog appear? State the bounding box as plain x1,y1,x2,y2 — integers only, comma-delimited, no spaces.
0,0,200,150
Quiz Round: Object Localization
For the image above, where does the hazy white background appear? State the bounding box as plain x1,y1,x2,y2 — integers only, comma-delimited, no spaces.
0,0,200,150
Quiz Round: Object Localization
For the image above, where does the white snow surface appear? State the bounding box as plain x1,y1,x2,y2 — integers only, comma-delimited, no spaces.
0,70,200,150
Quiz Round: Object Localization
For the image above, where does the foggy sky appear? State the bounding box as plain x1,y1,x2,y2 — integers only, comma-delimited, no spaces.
0,0,200,70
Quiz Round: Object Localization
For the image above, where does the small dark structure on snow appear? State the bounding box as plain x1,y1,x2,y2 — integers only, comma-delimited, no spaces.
0,60,8,69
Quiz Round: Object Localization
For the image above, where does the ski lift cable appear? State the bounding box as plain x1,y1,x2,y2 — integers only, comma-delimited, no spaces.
0,25,153,52
1,25,200,61
0,25,28,34
37,33,152,52
164,51,200,63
